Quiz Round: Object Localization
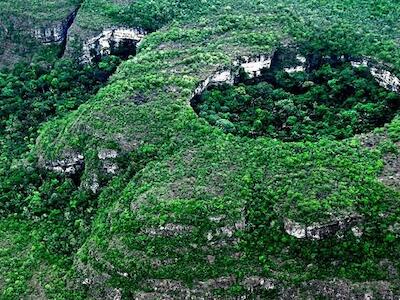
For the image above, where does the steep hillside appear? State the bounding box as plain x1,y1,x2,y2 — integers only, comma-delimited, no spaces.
1,0,400,299
0,0,81,67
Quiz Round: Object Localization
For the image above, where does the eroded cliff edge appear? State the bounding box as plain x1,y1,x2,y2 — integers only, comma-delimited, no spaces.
0,1,81,67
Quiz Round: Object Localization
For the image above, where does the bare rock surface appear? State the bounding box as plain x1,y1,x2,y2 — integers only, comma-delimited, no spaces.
284,215,362,240
191,52,275,100
98,149,119,175
39,150,84,175
31,8,79,44
133,276,275,299
82,27,147,63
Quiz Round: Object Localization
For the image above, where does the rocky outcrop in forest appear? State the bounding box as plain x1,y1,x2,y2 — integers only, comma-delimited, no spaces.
31,8,79,44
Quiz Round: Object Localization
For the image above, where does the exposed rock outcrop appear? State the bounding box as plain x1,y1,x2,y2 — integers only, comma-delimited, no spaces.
308,54,400,93
133,276,275,299
191,45,400,105
206,217,246,242
243,276,276,292
39,150,84,175
31,8,78,44
85,173,100,194
129,278,399,299
284,215,363,240
82,27,147,63
191,53,275,100
350,58,400,93
98,149,119,175
192,69,234,99
145,223,194,237
98,149,118,160
233,54,273,78
0,5,80,67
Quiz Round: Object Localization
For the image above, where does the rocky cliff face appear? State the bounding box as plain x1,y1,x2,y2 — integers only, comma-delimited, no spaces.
38,150,84,175
191,54,274,100
0,4,80,67
284,215,363,240
81,27,147,63
191,44,400,103
31,8,79,44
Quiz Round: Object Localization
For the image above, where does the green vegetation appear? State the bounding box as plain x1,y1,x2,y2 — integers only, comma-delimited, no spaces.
0,0,81,67
75,0,229,32
0,56,120,157
1,0,400,298
1,0,80,21
0,56,121,298
195,63,400,141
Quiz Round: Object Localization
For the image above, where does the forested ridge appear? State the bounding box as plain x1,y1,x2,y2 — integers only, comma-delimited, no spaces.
0,0,400,299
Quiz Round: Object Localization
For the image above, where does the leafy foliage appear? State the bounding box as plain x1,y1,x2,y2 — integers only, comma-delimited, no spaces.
0,56,121,157
195,63,400,141
1,0,400,298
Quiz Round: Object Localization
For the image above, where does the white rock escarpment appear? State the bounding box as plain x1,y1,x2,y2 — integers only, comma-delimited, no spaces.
350,59,369,68
284,65,306,73
192,47,400,105
32,26,65,44
82,28,147,63
370,67,400,93
234,54,272,78
284,54,307,73
98,149,119,175
284,215,363,240
296,55,307,64
284,52,400,91
350,57,400,93
98,149,118,160
42,151,84,175
31,9,78,44
192,69,235,98
192,53,275,99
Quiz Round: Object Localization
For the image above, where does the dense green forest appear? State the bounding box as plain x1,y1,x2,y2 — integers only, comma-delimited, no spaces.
195,63,400,141
0,56,121,298
0,0,400,299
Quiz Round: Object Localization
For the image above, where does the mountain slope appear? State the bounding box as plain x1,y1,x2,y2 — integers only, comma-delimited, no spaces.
1,0,400,298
